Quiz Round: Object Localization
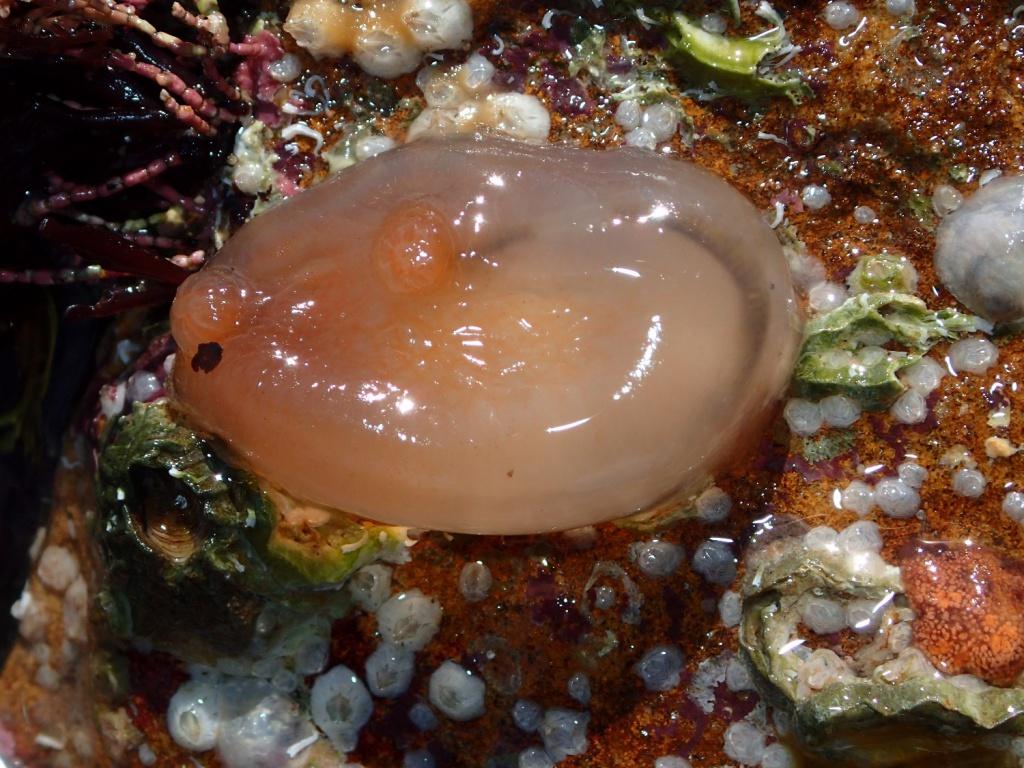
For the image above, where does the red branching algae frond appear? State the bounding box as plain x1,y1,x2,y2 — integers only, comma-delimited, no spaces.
233,30,286,126
1,0,254,317
900,541,1024,687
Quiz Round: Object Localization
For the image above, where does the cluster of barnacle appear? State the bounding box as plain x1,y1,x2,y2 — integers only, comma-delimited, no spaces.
6,2,1024,766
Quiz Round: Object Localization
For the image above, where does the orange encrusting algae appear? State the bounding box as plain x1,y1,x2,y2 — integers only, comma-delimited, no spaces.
900,542,1024,687
9,2,1024,767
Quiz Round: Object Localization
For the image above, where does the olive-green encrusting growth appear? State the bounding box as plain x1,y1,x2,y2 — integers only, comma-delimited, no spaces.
96,400,407,657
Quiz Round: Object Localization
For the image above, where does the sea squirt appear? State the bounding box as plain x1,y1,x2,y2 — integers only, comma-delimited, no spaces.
170,138,800,533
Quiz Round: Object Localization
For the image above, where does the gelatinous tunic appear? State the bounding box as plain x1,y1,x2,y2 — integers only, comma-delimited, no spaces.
171,138,800,533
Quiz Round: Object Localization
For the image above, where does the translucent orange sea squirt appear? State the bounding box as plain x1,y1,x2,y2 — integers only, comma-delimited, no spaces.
170,138,801,534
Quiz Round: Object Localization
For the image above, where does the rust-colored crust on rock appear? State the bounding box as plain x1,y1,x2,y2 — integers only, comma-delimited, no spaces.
3,1,1024,767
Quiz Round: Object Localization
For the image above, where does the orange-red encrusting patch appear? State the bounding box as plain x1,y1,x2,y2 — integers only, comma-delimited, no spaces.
900,542,1024,687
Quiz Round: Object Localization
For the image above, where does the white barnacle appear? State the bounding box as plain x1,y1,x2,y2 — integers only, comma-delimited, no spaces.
538,709,590,761
691,539,737,585
365,643,416,698
634,645,685,691
630,539,684,578
377,589,442,650
310,666,373,753
428,661,486,721
167,680,220,752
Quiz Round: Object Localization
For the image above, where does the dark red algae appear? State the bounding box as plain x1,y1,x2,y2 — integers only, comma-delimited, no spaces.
0,0,260,320
8,3,1024,768
526,571,589,643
